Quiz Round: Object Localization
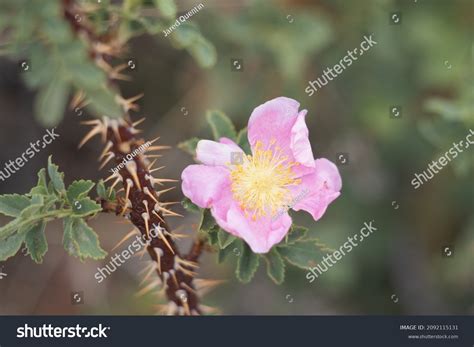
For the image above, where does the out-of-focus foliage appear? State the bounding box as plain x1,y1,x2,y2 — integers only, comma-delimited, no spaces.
0,0,215,127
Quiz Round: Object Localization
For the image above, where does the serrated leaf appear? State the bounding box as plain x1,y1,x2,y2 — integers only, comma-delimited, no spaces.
218,229,236,249
29,168,49,195
71,197,102,217
24,222,47,263
0,194,31,217
47,156,65,193
34,74,70,127
236,241,260,283
154,0,177,19
217,240,237,263
237,127,251,154
178,137,200,157
0,232,26,261
206,110,237,140
0,219,21,240
20,203,43,220
285,225,308,244
181,197,200,213
199,208,216,233
96,180,107,200
277,241,330,269
264,248,285,284
63,218,106,260
66,180,95,204
63,217,80,258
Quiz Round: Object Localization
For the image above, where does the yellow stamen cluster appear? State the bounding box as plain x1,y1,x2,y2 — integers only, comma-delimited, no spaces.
230,141,301,220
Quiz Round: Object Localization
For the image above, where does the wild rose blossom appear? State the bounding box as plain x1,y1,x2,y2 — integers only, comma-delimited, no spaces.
181,97,342,253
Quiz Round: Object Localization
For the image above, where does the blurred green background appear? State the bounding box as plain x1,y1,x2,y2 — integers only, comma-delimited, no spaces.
0,0,472,314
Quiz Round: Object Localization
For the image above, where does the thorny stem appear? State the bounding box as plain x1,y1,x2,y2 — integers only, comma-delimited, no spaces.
63,0,206,315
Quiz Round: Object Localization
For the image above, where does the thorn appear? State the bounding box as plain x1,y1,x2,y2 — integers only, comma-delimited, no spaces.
104,171,119,183
143,187,159,204
152,210,166,224
169,270,179,288
154,224,175,254
79,125,102,148
156,205,183,217
194,279,226,296
147,159,158,170
112,229,139,251
176,257,199,269
146,146,171,152
135,279,161,297
149,166,165,174
126,161,141,190
132,117,146,128
180,282,197,294
99,152,115,170
153,247,163,274
156,187,176,196
139,262,158,286
142,212,150,240
148,136,161,145
109,175,122,190
99,141,113,161
117,93,144,113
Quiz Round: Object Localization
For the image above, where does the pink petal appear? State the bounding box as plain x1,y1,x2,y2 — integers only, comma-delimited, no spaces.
181,165,231,209
247,97,315,175
196,138,243,167
290,110,315,168
213,204,292,254
289,158,342,221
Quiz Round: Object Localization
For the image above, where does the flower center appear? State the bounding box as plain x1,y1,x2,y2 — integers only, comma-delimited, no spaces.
230,141,300,220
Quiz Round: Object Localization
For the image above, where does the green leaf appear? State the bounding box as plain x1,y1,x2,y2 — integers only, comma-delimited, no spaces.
24,222,48,263
34,74,69,127
217,240,237,263
264,248,285,284
187,35,217,68
85,86,122,118
207,225,219,246
199,208,216,233
66,180,95,204
277,241,331,269
285,225,308,244
237,127,251,154
181,197,200,213
236,241,260,283
0,194,31,217
71,197,102,217
63,218,106,260
19,203,43,220
154,0,177,19
0,219,21,240
47,156,65,193
206,110,237,140
218,229,236,249
96,180,107,200
63,217,80,258
29,168,49,196
178,137,200,157
0,232,26,261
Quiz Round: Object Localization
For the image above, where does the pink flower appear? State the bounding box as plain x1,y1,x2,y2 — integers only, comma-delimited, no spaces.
181,97,342,253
